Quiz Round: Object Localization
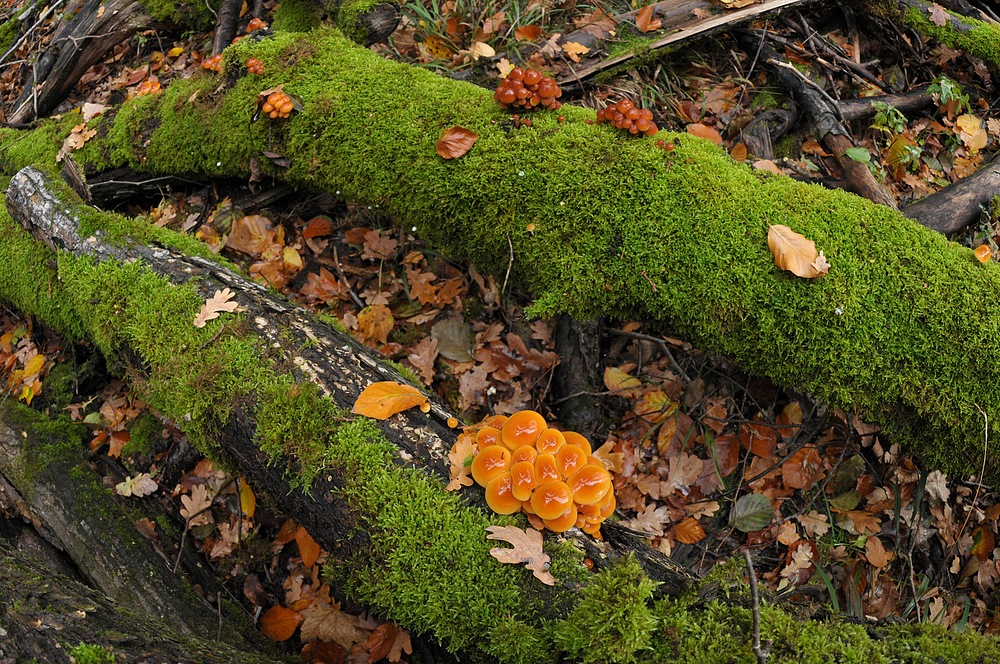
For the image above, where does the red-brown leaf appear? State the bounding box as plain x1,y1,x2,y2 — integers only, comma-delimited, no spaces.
635,5,662,32
436,126,479,159
259,605,303,641
296,527,321,568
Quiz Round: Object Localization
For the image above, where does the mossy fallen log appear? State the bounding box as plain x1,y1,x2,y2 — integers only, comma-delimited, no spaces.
0,25,994,481
3,167,1000,663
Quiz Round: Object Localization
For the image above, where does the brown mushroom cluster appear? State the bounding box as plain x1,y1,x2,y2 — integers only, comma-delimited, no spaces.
246,58,265,75
470,410,615,536
261,90,293,119
494,67,563,111
596,99,659,136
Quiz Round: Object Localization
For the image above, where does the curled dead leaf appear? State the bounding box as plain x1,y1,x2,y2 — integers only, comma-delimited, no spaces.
352,381,429,420
767,225,829,278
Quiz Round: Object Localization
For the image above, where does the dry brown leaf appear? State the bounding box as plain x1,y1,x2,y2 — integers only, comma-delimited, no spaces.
777,520,800,545
781,447,824,490
672,517,706,544
767,225,829,278
603,366,642,394
664,452,703,496
357,304,394,345
797,511,830,538
259,605,303,641
180,484,213,526
730,143,748,162
635,5,662,32
300,602,368,646
227,214,275,256
407,336,439,385
194,288,239,328
928,2,949,26
446,435,477,490
865,535,892,568
352,381,428,420
561,41,590,63
436,126,479,159
366,623,413,663
514,24,543,41
686,123,723,145
296,527,321,568
592,439,624,473
486,525,555,585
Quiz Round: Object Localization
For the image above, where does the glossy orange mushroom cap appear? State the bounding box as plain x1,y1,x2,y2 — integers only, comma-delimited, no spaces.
471,445,512,486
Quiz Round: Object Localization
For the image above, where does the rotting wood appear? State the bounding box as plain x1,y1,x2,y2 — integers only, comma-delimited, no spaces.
903,155,1000,233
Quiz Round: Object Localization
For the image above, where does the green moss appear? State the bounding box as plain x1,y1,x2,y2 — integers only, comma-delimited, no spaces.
901,6,1000,70
881,622,1000,662
68,643,115,664
0,16,20,56
554,557,657,663
485,617,555,664
42,361,79,411
124,411,161,457
273,0,324,33
141,0,219,28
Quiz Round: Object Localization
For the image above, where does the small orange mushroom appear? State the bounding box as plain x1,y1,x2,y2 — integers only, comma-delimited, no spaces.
543,504,578,533
531,481,574,520
484,414,509,428
476,426,502,448
486,473,521,514
598,492,616,519
471,445,512,486
511,444,538,465
535,453,562,486
555,444,587,478
562,430,592,455
536,428,565,454
567,465,612,505
501,410,547,450
510,460,538,501
582,520,603,536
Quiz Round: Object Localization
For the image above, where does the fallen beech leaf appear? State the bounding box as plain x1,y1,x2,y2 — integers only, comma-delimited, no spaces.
603,366,642,393
672,517,706,544
471,41,495,59
928,2,949,26
436,126,479,159
730,142,748,162
753,159,784,175
357,303,394,345
972,526,994,561
300,601,367,646
194,288,240,328
561,41,590,63
352,381,429,420
259,605,303,641
781,447,823,490
486,525,555,585
514,24,543,41
956,113,988,151
302,214,334,238
296,527,321,567
865,535,892,568
767,225,829,278
239,478,256,518
686,123,723,145
635,5,662,32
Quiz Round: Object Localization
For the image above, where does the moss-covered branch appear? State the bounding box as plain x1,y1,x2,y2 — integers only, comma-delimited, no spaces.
1,26,995,482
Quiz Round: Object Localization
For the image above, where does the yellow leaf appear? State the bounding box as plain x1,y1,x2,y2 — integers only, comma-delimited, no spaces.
471,41,495,59
167,46,185,58
22,353,45,377
956,114,987,152
239,478,256,518
496,57,514,77
603,366,641,392
767,225,829,278
352,381,428,420
561,41,590,63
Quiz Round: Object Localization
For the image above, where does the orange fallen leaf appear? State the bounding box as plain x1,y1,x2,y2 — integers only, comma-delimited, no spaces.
352,381,429,420
561,41,590,63
635,5,662,32
260,605,303,641
296,526,321,567
239,478,256,518
730,142,748,162
672,517,706,544
865,535,892,568
687,123,723,145
514,24,543,41
767,225,829,278
302,214,334,238
436,126,479,159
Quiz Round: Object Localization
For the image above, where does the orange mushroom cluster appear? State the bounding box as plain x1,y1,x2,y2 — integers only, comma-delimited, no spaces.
261,90,293,119
470,410,615,536
201,54,223,72
596,99,659,136
494,67,563,112
246,17,268,32
246,58,265,75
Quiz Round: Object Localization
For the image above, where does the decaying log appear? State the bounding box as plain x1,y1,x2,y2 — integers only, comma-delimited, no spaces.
8,0,153,125
552,0,814,90
0,539,282,663
837,85,933,122
903,155,1000,233
0,401,277,652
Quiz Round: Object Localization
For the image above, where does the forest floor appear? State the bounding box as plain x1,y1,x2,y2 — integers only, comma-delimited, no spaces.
3,0,1000,660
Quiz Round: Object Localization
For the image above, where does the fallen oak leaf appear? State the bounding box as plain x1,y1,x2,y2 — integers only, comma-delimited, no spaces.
116,472,158,497
352,381,429,420
486,525,555,585
194,287,239,327
928,2,949,26
767,225,829,278
436,126,479,159
561,41,590,63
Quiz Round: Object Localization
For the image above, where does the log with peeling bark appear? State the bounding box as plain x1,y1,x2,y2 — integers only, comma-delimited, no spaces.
0,402,282,662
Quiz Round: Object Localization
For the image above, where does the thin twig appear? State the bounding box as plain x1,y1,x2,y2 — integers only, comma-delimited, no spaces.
605,328,691,383
744,549,770,664
332,244,365,309
501,235,514,297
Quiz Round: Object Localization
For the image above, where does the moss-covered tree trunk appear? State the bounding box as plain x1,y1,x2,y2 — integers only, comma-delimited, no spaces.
1,24,997,481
